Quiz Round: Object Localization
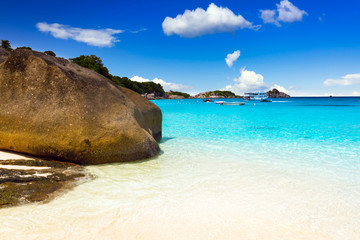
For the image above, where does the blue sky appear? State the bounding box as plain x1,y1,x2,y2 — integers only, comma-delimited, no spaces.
1,0,359,96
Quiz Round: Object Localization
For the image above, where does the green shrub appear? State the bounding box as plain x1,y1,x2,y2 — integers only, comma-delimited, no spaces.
70,55,112,79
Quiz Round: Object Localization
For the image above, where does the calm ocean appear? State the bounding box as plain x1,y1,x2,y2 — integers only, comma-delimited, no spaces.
1,97,360,239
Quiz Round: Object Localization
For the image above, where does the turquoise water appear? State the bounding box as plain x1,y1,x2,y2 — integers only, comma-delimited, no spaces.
1,97,360,239
156,97,360,177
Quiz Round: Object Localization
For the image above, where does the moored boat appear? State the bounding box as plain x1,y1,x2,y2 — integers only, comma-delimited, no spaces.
243,92,270,102
217,101,245,106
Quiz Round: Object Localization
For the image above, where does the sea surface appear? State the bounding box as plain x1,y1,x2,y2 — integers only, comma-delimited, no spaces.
1,97,360,239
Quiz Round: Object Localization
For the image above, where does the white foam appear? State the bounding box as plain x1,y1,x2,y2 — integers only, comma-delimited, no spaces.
0,165,50,170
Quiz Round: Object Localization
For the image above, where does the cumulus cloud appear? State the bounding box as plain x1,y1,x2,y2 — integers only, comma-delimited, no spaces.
224,68,268,94
36,22,123,47
223,68,289,95
225,50,241,67
323,73,360,86
131,76,192,92
162,3,259,38
260,0,308,26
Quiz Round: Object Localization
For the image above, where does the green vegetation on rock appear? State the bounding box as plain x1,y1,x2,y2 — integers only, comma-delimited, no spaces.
204,90,236,98
112,76,165,96
69,55,112,79
69,54,166,96
167,91,190,98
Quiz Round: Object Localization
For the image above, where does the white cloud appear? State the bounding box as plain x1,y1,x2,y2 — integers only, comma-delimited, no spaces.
131,28,147,34
223,68,290,95
224,68,268,94
352,91,360,96
260,10,280,26
323,73,360,86
131,76,192,92
162,3,259,38
225,50,241,67
36,22,123,47
260,0,308,26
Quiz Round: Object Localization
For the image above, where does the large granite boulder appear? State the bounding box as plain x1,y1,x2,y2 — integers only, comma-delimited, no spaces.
0,49,162,164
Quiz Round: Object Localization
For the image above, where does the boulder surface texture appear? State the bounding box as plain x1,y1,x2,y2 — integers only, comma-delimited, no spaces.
0,49,162,164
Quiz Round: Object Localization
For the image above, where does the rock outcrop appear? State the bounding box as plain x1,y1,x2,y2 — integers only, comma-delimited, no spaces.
0,155,90,208
142,92,169,100
266,88,290,98
168,95,185,99
0,49,162,164
194,90,237,99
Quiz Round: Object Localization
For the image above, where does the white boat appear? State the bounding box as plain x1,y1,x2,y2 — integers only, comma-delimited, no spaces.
243,92,270,101
216,101,245,106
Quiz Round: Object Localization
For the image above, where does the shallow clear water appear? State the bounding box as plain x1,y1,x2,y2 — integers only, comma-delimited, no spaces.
1,97,360,239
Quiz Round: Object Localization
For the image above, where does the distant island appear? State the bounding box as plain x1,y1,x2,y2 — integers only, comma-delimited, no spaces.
144,89,290,100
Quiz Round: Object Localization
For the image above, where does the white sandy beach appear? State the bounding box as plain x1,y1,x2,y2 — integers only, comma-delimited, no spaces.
0,150,32,161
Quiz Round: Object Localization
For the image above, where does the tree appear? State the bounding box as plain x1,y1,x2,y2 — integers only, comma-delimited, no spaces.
69,55,111,79
44,50,56,57
112,76,165,96
1,40,12,50
70,54,165,96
